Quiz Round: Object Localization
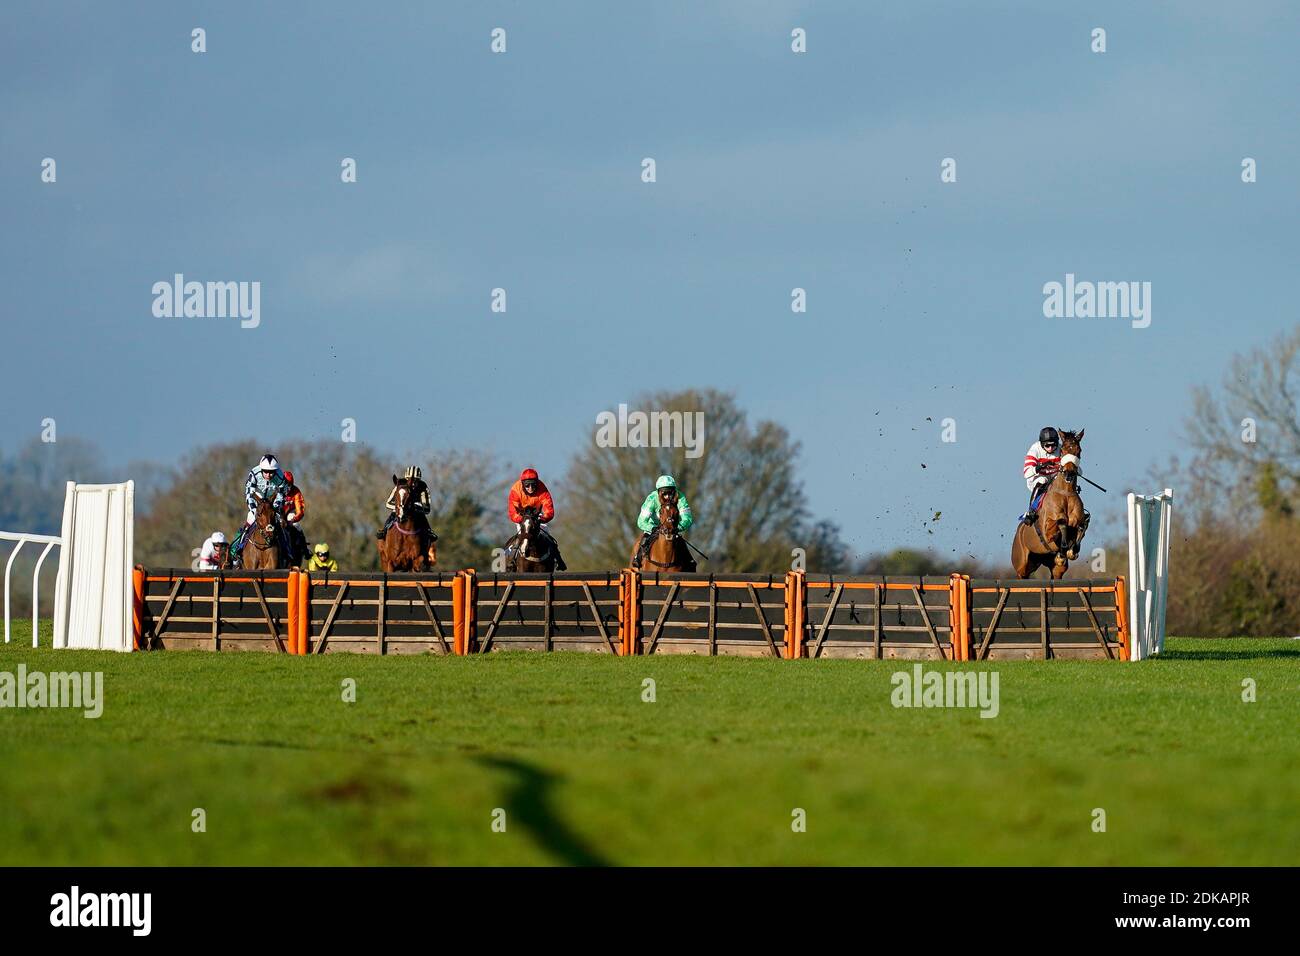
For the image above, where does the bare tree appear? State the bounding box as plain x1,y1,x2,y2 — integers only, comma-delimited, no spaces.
560,388,847,572
135,441,502,571
1184,326,1300,514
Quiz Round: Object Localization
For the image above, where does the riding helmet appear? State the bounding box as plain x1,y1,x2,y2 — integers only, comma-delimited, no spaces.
520,468,539,481
1038,427,1060,448
404,465,422,481
258,454,279,471
656,475,677,490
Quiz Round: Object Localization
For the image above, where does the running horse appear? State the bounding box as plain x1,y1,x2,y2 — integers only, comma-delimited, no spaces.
242,495,283,571
630,499,694,573
379,476,437,572
1011,428,1090,579
508,506,557,573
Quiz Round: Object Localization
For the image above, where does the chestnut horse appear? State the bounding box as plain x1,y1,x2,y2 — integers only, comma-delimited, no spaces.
509,506,557,573
242,495,283,571
1012,428,1089,579
379,476,437,572
630,500,694,572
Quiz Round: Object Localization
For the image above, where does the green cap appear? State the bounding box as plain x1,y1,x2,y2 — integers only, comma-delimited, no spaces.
655,475,677,489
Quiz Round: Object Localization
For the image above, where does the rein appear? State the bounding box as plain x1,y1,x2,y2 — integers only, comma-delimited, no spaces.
390,517,421,536
390,489,421,535
249,518,278,550
641,524,708,569
518,537,553,564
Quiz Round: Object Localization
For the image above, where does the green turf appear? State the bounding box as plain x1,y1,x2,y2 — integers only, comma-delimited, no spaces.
1,623,1296,865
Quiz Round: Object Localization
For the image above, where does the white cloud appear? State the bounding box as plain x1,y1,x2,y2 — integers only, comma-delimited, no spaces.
291,242,455,305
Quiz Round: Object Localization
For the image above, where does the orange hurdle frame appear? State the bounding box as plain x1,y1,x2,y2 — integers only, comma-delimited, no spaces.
132,566,1130,662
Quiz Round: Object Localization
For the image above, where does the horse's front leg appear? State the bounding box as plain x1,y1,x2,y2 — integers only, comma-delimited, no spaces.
1059,525,1078,561
1041,517,1059,551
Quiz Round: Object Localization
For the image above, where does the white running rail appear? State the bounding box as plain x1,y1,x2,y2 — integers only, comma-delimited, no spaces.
1,530,63,648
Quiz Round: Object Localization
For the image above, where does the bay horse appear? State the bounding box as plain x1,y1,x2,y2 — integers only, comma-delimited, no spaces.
1012,428,1089,579
630,499,694,573
379,476,437,572
509,506,557,573
242,495,283,571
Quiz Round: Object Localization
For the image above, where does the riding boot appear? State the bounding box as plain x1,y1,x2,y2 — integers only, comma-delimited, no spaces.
376,514,394,541
554,547,567,572
231,522,251,566
636,532,655,569
1022,508,1038,525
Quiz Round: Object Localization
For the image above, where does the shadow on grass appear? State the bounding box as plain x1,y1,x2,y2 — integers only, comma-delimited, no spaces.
475,755,613,867
1159,647,1300,661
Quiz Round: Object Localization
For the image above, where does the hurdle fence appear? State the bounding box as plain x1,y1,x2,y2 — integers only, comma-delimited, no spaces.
131,567,1134,661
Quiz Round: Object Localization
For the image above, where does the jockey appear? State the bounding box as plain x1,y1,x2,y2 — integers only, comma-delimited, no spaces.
1022,427,1062,523
244,452,288,516
506,468,566,571
634,475,695,570
376,465,434,540
280,470,308,564
233,453,288,563
306,541,339,572
197,531,228,571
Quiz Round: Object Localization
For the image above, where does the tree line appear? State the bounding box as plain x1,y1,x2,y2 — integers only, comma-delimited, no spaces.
10,345,1295,633
1,388,1013,616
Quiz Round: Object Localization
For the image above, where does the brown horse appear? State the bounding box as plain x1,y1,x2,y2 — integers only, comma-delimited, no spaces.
630,498,694,572
379,476,437,572
242,495,283,570
1012,428,1089,579
508,506,557,573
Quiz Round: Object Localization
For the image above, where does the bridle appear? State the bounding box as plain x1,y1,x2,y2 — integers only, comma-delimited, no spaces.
391,483,420,534
249,506,278,550
516,512,553,563
639,502,683,569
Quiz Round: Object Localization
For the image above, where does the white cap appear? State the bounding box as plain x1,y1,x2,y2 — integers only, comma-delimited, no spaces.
210,531,227,544
258,455,279,471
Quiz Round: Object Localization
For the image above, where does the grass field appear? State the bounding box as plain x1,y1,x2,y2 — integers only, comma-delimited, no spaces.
1,624,1297,866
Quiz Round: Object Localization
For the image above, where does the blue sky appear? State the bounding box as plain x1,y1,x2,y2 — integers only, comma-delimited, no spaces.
2,1,1297,562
